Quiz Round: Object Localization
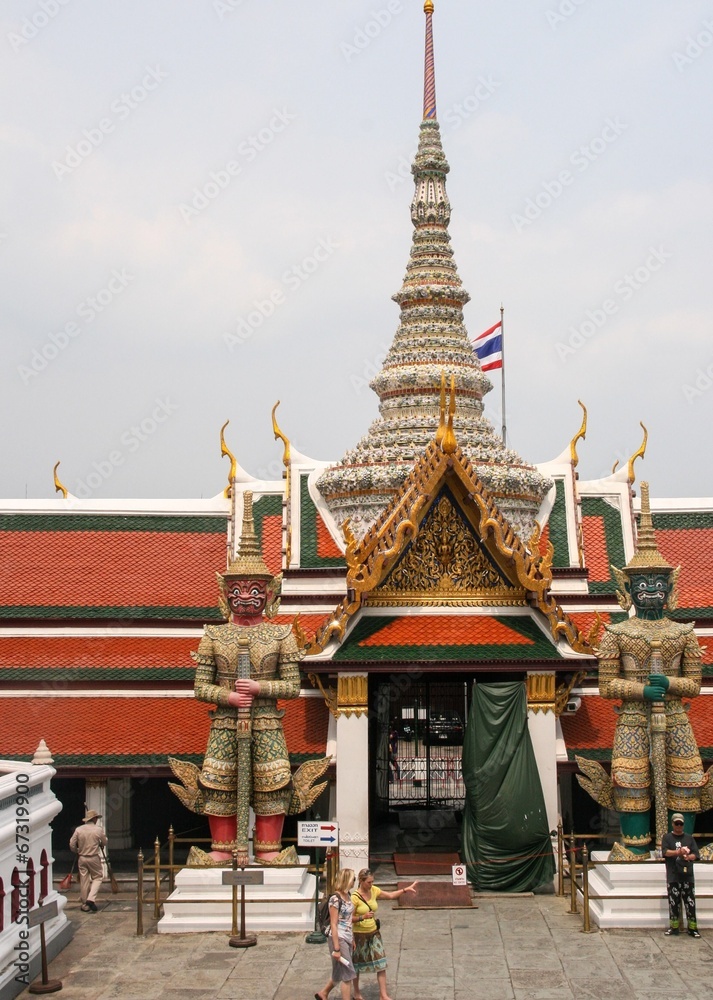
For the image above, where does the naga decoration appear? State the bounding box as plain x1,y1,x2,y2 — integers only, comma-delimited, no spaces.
169,491,329,866
576,482,708,857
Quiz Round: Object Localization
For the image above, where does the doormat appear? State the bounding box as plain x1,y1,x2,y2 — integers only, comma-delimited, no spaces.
393,852,460,876
397,881,473,909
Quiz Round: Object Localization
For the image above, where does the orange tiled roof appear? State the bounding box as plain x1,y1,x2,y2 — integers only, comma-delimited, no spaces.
658,527,713,612
564,611,614,643
1,530,225,612
261,514,282,576
581,515,610,583
358,615,534,647
0,694,329,764
316,518,343,559
0,635,198,680
561,694,713,757
332,613,566,663
270,613,333,645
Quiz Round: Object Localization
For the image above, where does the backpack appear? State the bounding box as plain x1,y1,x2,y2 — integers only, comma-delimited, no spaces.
317,896,332,935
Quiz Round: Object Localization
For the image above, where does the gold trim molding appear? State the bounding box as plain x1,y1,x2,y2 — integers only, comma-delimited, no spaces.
526,673,556,714
337,675,368,718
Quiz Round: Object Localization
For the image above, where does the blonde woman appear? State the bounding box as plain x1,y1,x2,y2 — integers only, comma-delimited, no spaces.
351,868,417,1000
316,868,358,1000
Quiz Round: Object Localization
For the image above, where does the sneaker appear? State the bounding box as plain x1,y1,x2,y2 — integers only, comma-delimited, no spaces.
87,901,98,912
688,929,701,939
664,927,679,936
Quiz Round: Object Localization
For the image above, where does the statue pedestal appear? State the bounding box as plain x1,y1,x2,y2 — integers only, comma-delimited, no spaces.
157,855,317,934
584,852,713,928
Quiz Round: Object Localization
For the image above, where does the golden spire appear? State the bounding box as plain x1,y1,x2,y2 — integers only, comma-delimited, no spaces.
53,461,68,499
223,491,273,580
569,400,587,469
626,422,648,483
624,481,672,573
424,1,434,12
220,420,237,499
442,375,457,454
435,371,447,446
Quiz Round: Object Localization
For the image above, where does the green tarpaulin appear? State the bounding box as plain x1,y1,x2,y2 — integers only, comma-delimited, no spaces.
462,681,555,892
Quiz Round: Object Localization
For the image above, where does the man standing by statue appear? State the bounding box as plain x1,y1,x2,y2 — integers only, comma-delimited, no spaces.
170,492,328,866
578,482,708,859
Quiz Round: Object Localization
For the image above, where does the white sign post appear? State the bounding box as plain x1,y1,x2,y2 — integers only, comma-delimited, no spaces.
452,863,467,886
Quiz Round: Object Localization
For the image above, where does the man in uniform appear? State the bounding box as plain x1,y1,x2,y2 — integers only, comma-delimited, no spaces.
69,809,107,912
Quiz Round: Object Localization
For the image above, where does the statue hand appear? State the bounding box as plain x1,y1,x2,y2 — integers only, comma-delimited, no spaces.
648,673,669,691
235,678,260,696
643,683,667,702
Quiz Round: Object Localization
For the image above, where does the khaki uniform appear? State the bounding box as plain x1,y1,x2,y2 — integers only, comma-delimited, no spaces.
69,823,107,904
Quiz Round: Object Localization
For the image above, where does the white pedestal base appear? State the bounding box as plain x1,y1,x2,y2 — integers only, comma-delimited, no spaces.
157,855,317,934
583,851,713,928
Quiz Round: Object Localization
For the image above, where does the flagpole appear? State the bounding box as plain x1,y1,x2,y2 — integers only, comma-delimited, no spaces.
500,304,506,445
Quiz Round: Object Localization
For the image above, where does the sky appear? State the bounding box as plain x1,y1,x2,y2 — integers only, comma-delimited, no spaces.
2,0,713,503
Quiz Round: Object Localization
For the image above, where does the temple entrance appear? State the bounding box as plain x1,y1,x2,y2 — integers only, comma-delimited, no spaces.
370,674,473,846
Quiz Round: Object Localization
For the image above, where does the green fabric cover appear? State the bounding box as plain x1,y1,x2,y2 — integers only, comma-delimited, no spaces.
462,681,555,891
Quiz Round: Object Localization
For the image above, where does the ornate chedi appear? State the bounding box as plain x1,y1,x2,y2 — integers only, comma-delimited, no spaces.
577,482,711,858
317,1,551,540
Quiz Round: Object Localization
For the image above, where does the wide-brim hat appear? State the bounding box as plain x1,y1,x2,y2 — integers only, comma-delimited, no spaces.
82,809,102,823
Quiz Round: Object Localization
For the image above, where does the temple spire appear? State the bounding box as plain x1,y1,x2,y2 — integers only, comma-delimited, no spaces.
423,1,436,120
316,4,551,541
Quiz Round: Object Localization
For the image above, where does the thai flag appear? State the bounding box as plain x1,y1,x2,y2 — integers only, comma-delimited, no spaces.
472,321,503,372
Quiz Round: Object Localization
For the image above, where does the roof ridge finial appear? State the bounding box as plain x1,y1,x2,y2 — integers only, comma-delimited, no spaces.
423,1,436,120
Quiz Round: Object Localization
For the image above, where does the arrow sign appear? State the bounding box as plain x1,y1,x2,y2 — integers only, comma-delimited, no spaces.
297,821,340,847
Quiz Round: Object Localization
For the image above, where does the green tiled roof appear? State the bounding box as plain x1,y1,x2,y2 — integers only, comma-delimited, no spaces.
0,514,226,532
332,614,565,662
582,496,627,596
549,478,571,568
299,475,346,569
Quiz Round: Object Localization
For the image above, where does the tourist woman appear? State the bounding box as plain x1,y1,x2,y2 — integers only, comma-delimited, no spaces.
316,868,358,1000
351,868,417,1000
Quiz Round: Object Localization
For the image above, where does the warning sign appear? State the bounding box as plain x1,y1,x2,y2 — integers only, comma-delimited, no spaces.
452,863,467,886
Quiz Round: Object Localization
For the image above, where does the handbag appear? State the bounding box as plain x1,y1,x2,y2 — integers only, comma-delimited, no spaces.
675,855,693,876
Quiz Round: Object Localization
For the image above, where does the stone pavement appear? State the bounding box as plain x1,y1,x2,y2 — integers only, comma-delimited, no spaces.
19,890,713,1000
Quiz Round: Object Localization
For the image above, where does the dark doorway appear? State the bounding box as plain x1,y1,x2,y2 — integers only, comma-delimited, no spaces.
372,676,471,818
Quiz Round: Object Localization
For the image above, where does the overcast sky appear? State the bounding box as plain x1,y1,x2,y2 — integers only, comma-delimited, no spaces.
2,0,712,503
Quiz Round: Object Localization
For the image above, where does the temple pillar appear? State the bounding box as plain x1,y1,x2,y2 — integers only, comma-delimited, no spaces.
526,673,558,834
335,673,369,873
84,778,109,874
105,777,132,850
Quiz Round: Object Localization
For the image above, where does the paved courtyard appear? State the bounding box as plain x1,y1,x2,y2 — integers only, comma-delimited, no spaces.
19,891,713,1000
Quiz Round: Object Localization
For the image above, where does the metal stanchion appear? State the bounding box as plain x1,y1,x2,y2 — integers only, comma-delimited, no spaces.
168,826,175,894
568,831,578,914
581,844,591,932
136,849,144,937
557,822,564,897
153,837,161,919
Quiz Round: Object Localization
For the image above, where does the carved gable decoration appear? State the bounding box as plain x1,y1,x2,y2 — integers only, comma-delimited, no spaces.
372,488,524,605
